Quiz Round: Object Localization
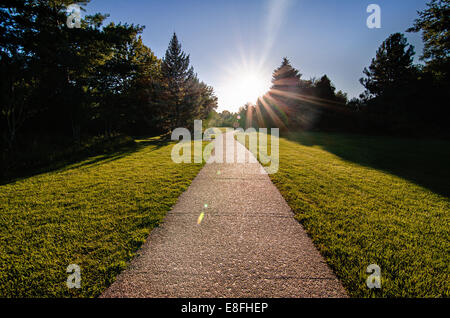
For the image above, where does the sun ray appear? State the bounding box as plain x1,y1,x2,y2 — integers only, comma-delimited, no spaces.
254,102,266,127
258,96,287,129
246,104,254,128
264,93,289,119
270,88,347,111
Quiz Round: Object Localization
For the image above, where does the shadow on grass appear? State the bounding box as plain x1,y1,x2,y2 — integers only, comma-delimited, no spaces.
0,137,171,186
285,132,450,198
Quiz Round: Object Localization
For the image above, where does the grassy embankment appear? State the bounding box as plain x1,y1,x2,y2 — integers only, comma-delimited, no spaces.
0,136,206,297
239,131,449,297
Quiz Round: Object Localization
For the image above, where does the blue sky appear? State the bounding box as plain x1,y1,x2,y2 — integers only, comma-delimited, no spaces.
86,0,428,112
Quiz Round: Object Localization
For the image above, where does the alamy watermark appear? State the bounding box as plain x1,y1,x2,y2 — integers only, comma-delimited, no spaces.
366,264,381,289
171,120,279,174
66,4,81,29
367,4,381,29
67,264,81,289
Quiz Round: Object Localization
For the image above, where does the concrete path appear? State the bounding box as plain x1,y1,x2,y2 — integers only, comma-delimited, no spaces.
101,133,347,298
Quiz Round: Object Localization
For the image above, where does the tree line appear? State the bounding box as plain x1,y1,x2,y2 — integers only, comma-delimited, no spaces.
1,0,217,173
1,0,448,176
234,0,449,137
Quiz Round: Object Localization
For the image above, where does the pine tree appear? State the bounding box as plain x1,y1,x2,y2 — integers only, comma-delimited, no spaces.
407,0,450,79
266,58,304,129
160,33,217,132
360,33,415,97
315,75,336,101
161,33,195,130
271,57,302,92
162,33,193,87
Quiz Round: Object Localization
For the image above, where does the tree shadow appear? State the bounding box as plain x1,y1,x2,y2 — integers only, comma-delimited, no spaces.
0,137,171,186
285,132,450,198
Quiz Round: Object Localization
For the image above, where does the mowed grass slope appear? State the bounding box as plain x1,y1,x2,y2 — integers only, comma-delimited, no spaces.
0,137,204,297
242,131,449,297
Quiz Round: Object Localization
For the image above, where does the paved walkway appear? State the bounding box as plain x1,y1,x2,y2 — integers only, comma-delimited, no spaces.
101,133,347,298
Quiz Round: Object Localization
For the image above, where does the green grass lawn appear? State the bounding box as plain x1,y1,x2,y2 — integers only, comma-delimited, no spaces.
239,131,449,297
1,130,448,298
0,137,205,297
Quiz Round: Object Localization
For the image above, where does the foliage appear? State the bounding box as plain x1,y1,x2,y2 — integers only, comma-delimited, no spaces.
158,33,217,133
271,57,302,91
206,110,239,128
237,58,355,133
0,1,217,175
408,0,450,79
360,33,416,97
235,2,450,137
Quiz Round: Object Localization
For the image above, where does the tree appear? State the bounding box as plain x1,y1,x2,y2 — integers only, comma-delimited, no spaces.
356,32,449,135
0,1,219,175
160,33,217,132
271,57,302,92
0,54,37,149
93,22,145,136
335,90,348,105
236,104,258,129
160,33,195,131
265,58,301,129
360,33,416,97
0,0,161,146
407,0,450,79
195,80,218,120
313,75,348,106
122,36,162,135
315,75,336,101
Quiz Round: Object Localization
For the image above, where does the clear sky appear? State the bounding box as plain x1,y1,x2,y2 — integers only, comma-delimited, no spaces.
86,0,429,112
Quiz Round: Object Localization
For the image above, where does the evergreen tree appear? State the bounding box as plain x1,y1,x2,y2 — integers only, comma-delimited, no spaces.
335,90,348,105
407,0,449,135
314,75,347,105
407,0,450,79
160,33,217,132
360,33,415,97
161,33,195,131
266,58,307,130
315,75,336,101
271,57,302,92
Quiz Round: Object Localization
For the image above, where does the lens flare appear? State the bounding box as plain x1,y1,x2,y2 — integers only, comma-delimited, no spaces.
197,212,205,225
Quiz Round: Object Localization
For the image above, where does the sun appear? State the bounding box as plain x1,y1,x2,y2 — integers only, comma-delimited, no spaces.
217,63,271,112
237,73,269,104
227,70,270,109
